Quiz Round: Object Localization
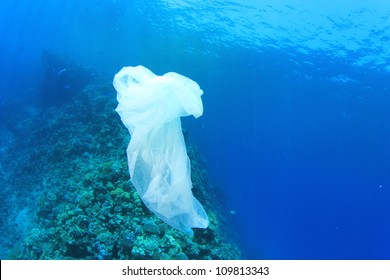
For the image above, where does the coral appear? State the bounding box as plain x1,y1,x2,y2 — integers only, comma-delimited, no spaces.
1,76,241,260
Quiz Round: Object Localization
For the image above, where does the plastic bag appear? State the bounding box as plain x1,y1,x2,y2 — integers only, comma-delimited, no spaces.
114,65,209,235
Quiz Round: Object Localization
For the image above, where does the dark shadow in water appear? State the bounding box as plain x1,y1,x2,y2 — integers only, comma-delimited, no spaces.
39,50,94,107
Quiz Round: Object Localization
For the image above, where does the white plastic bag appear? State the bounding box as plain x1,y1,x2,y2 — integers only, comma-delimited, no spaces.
114,66,209,235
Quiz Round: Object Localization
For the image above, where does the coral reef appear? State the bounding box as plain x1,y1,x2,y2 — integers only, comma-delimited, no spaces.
0,76,241,260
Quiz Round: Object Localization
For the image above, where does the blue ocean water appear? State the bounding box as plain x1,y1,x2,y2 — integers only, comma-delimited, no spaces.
1,0,390,259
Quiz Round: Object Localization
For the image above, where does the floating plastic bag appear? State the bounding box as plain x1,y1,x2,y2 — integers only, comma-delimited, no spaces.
113,65,209,235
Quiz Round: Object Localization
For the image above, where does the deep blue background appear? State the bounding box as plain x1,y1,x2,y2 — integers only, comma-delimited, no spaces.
1,0,390,259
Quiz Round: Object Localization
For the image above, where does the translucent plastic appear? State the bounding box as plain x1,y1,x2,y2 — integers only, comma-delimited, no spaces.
114,65,209,235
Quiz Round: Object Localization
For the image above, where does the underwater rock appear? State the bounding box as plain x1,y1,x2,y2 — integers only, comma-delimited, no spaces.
2,76,240,260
